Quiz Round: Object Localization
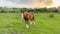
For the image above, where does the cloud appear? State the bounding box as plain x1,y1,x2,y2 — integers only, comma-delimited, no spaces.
0,0,16,7
0,0,54,8
0,0,28,8
7,0,33,4
47,0,60,8
7,0,53,5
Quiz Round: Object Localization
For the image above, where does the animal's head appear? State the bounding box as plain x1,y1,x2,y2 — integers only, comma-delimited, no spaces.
21,10,24,13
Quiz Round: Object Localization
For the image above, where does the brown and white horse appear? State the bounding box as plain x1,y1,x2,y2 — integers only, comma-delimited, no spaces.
21,10,35,29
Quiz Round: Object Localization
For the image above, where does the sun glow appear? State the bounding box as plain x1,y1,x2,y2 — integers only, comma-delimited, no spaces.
47,0,60,8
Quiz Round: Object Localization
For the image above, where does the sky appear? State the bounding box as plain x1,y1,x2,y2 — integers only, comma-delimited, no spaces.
0,0,60,8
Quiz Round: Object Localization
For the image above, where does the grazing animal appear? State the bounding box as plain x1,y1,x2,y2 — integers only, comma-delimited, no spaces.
21,10,35,29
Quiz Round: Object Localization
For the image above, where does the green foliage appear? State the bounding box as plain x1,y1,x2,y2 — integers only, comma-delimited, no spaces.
0,7,59,13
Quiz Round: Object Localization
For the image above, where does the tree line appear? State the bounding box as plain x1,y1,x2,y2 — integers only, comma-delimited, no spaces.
0,6,60,13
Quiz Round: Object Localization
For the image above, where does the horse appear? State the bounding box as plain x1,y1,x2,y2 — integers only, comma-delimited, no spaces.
21,10,35,29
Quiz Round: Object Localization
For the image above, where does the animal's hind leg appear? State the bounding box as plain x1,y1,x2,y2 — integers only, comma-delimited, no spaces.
31,17,35,25
30,20,33,25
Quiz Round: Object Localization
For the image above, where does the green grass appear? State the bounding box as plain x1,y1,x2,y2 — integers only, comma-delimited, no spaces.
0,13,60,34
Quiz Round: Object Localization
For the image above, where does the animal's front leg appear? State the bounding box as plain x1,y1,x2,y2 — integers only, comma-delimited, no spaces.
26,24,29,29
25,21,29,29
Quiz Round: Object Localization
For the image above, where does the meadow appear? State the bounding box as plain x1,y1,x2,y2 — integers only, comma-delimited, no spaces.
0,13,60,34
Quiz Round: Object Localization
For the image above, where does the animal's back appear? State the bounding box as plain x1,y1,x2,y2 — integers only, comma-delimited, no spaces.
29,12,34,18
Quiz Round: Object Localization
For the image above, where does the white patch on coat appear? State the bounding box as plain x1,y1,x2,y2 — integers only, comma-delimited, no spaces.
21,13,24,19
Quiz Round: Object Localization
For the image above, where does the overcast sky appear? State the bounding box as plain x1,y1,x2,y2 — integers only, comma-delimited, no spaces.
0,0,60,8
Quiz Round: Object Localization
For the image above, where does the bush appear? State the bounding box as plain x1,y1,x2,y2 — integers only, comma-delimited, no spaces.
49,13,54,18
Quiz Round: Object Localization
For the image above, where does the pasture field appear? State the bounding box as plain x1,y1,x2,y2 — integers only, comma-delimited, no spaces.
0,13,60,34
